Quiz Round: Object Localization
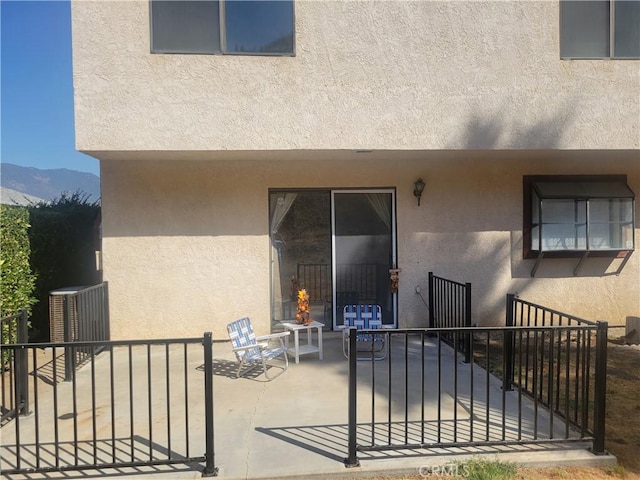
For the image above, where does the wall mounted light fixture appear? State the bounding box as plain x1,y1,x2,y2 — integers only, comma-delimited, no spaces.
413,178,425,206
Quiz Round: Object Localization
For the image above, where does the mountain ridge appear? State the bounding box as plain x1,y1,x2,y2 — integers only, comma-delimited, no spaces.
0,163,100,204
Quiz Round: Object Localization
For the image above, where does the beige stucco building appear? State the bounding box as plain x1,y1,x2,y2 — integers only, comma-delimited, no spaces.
71,0,639,340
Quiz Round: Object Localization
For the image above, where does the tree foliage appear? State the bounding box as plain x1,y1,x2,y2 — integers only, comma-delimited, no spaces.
0,205,37,317
28,191,101,341
1,205,37,354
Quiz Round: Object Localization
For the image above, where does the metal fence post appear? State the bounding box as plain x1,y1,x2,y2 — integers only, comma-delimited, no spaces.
344,328,360,468
592,321,608,455
16,309,30,415
503,294,515,391
64,295,74,382
428,272,434,329
464,282,472,364
202,332,218,477
103,282,111,342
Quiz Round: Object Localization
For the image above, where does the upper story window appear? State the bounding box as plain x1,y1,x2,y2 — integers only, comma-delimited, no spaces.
150,0,295,56
524,175,635,260
560,0,640,59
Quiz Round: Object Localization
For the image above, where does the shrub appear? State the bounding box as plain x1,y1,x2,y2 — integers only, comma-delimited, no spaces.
457,458,518,480
0,205,37,354
0,205,37,317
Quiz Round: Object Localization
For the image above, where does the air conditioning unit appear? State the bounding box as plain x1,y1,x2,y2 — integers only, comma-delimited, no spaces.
49,287,86,343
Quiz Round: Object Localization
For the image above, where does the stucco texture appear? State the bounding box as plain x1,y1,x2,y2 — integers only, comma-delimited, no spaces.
72,1,640,152
101,152,639,340
71,0,640,339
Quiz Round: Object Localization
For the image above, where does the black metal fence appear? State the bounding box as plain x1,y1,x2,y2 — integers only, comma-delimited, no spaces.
54,282,110,381
1,310,30,425
504,294,607,453
297,263,379,304
428,272,472,362
0,335,217,476
75,282,110,343
336,263,378,302
297,263,331,303
345,309,607,466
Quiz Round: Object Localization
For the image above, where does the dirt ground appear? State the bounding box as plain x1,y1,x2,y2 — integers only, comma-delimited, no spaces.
517,339,640,479
595,341,640,477
498,336,640,479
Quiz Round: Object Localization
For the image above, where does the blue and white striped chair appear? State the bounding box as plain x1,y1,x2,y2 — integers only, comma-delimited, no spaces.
227,317,290,380
342,304,387,360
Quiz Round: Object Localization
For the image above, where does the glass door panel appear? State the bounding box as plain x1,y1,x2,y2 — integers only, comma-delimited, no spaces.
332,191,396,329
269,191,331,330
270,189,397,331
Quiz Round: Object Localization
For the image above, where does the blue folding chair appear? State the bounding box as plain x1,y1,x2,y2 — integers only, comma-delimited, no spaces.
342,304,387,361
227,317,290,380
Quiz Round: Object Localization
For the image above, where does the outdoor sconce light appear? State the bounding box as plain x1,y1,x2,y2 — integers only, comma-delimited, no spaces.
413,178,425,206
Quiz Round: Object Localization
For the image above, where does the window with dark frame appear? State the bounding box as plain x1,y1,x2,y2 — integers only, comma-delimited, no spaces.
560,0,640,59
150,0,295,56
524,175,635,259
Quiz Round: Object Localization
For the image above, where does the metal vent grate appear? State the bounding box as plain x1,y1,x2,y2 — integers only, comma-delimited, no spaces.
49,293,79,342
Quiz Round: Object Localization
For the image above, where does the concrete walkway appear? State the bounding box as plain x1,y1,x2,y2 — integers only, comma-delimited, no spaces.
0,333,615,480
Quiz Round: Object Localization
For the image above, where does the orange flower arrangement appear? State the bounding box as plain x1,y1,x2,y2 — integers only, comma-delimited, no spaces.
295,289,312,325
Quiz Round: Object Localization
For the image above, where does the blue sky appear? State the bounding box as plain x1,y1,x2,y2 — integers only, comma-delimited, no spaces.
1,0,99,176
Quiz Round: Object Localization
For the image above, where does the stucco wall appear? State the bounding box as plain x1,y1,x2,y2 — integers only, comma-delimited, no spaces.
101,151,639,340
72,1,639,152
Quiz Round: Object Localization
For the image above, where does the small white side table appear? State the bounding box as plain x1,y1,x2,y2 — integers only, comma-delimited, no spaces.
279,321,324,364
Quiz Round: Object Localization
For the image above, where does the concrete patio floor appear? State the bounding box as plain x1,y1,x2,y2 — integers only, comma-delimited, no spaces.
1,333,615,480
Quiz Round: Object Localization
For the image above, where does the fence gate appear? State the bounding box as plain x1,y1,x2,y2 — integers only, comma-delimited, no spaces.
428,271,472,362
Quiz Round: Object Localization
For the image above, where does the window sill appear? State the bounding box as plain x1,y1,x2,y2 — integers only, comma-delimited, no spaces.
528,249,634,277
525,249,633,260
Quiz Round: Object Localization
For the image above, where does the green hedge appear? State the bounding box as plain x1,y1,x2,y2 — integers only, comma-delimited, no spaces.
0,205,37,351
0,205,37,317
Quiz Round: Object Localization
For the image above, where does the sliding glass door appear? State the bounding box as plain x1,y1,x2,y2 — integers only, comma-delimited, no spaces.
331,190,396,329
269,189,396,331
